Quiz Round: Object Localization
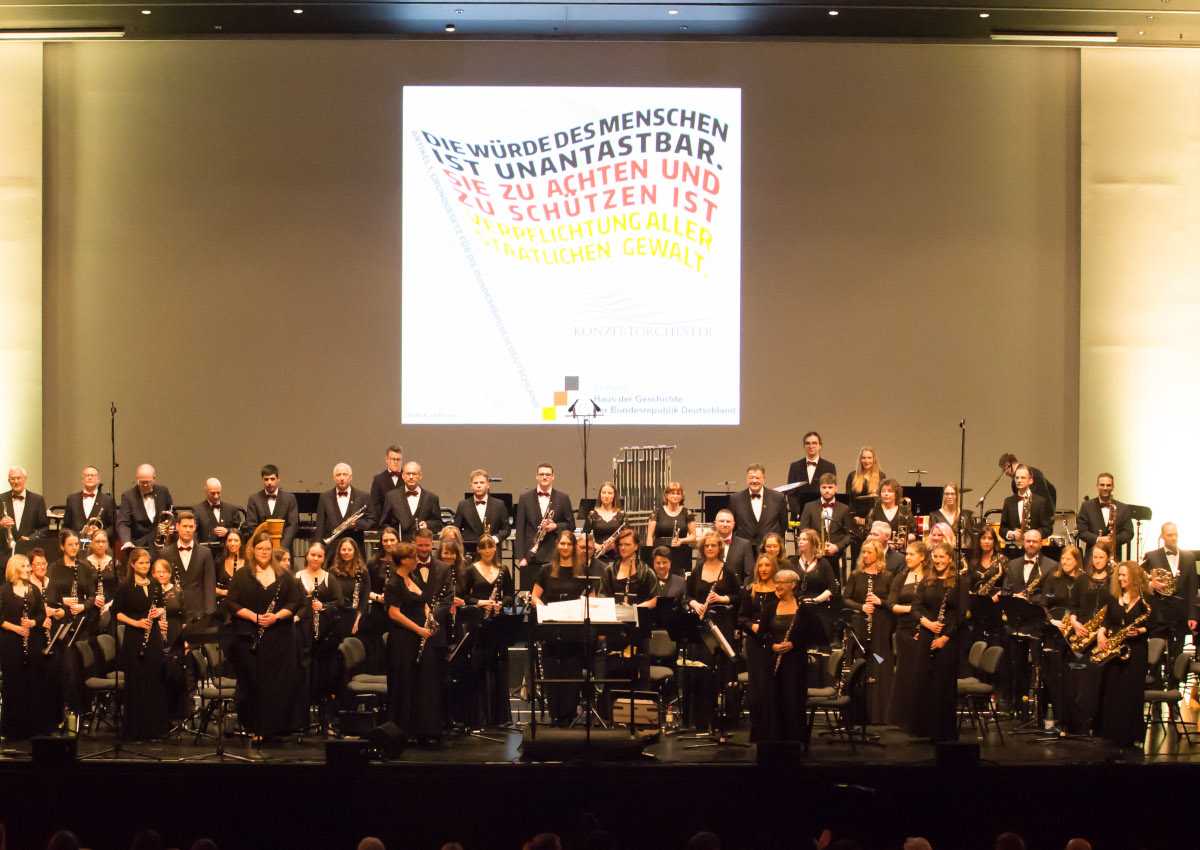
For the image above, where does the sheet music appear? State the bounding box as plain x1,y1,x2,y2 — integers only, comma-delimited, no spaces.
536,596,621,624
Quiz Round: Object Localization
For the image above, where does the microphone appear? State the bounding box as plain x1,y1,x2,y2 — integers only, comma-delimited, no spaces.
590,399,602,414
568,400,579,414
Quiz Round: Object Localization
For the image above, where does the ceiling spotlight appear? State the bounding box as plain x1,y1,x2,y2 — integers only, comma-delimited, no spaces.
668,9,678,13
445,23,456,32
678,25,688,30
141,9,151,14
455,8,464,13
293,8,303,13
1138,30,1145,34
980,12,990,18
828,9,839,15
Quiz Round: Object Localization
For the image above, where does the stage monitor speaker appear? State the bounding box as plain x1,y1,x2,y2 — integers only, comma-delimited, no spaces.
368,721,406,760
32,736,77,766
337,710,377,738
935,741,979,769
325,738,371,770
520,727,654,761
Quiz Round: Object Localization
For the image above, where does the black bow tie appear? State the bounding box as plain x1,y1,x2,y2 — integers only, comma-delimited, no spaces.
807,461,817,466
11,495,23,501
749,492,762,500
1026,559,1036,566
475,499,486,506
1166,549,1179,557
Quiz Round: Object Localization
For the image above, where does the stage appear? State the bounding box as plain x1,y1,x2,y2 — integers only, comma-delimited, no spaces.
3,712,1196,850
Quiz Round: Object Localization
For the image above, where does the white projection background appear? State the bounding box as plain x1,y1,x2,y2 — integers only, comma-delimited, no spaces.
402,86,742,425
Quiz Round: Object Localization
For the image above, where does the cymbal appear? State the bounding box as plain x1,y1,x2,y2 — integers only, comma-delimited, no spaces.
960,488,974,494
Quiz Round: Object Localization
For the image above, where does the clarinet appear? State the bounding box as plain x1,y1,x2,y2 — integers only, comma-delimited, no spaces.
931,579,949,656
866,574,874,642
484,574,503,622
21,590,31,666
622,558,636,605
139,582,163,658
252,580,282,652
311,576,320,639
417,582,450,659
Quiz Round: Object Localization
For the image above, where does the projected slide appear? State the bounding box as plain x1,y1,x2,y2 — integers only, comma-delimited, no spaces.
402,86,741,425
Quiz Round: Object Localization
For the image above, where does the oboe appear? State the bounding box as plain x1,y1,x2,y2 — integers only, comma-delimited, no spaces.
310,577,320,639
252,580,282,652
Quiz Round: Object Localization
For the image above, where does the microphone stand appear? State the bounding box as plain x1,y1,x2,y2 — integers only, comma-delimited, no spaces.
569,400,602,501
976,465,1007,515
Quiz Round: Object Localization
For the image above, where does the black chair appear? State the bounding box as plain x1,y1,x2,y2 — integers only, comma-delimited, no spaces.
76,641,122,735
646,629,679,732
1144,652,1194,745
957,644,1005,742
806,659,867,754
192,648,238,742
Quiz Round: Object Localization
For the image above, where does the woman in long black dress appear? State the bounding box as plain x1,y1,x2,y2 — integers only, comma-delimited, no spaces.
295,541,344,730
910,542,963,741
842,540,893,724
868,479,913,547
1096,561,1151,748
1070,542,1111,734
226,533,302,740
1,554,52,739
646,481,697,574
600,529,659,607
1042,546,1085,731
362,527,399,675
929,483,974,548
684,531,742,732
846,446,884,555
532,531,588,725
462,536,514,727
888,541,928,728
86,530,116,634
760,532,790,569
152,559,188,723
739,553,777,742
582,481,626,564
328,538,370,641
215,528,244,607
794,529,836,650
113,548,169,740
385,541,433,747
758,569,809,742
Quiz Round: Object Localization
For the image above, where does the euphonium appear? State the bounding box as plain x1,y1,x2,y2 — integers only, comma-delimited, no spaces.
153,509,175,549
1068,604,1107,653
1092,607,1150,664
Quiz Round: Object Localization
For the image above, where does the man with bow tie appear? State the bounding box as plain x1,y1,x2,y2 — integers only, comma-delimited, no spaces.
1,466,49,558
515,464,574,575
192,478,243,545
999,466,1054,549
1143,522,1198,684
412,527,454,743
1074,473,1134,561
708,509,755,587
1001,529,1055,715
62,466,117,544
786,432,837,518
728,464,789,549
452,469,511,557
315,462,375,550
245,464,299,551
1002,529,1055,602
369,444,405,530
798,473,853,565
160,510,216,622
116,464,174,556
381,461,443,542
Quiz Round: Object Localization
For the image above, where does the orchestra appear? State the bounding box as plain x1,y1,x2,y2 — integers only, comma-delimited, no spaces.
0,446,1193,761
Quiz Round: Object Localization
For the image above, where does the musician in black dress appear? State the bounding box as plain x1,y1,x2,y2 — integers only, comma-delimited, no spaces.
888,542,929,728
385,541,434,748
684,532,742,732
761,532,791,570
295,541,343,730
227,532,302,740
739,553,777,742
362,527,399,674
1042,546,1085,733
583,482,626,564
910,542,963,741
869,479,913,547
152,559,188,723
1,554,52,739
646,482,697,574
328,538,370,640
757,568,810,741
531,531,589,725
794,529,837,649
842,540,893,723
1069,542,1112,734
85,530,116,634
600,529,658,606
1095,561,1151,747
462,536,514,728
47,530,94,714
845,446,884,551
113,548,169,740
27,548,61,727
969,526,1007,595
929,483,974,550
215,528,243,605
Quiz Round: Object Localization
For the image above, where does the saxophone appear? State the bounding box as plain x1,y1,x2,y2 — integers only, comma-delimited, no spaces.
1023,568,1043,597
1068,605,1107,653
1,504,15,552
1092,607,1150,664
977,560,1005,596
671,519,681,548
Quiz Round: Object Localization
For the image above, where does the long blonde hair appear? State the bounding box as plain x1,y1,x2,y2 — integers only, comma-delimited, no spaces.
850,445,881,495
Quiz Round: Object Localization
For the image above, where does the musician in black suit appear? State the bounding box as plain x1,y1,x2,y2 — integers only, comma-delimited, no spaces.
798,473,853,563
452,469,511,554
651,546,687,600
998,466,1054,545
1075,473,1134,561
315,463,374,550
1001,530,1055,602
1,467,49,558
245,464,299,552
1000,452,1055,510
515,464,575,570
786,431,837,517
708,509,756,587
369,444,406,530
192,478,243,546
380,462,443,542
413,528,454,742
116,464,174,555
728,464,789,549
1143,522,1198,684
1002,529,1056,712
62,466,117,543
158,510,216,623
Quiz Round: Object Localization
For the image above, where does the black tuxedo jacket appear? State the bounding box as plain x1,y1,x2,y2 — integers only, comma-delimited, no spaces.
1002,554,1056,604
452,496,511,545
414,557,454,648
998,493,1054,542
1143,547,1199,623
786,457,837,516
191,500,245,544
515,490,575,564
245,490,300,551
315,487,374,548
1,490,49,556
160,541,216,622
116,484,174,548
1011,465,1055,508
381,488,444,542
884,548,906,577
1074,498,1134,558
656,572,687,600
62,490,117,541
728,488,789,547
798,500,853,558
369,469,404,530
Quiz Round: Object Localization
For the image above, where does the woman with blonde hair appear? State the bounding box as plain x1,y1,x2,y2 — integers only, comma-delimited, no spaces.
1,554,51,738
739,552,778,741
843,539,893,722
1095,561,1151,746
888,541,930,728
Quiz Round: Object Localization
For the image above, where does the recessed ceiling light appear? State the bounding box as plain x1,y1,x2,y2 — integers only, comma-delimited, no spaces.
828,9,839,15
1138,30,1145,34
980,12,990,18
1147,14,1154,19
668,9,679,14
455,8,464,13
445,23,456,32
678,25,687,31
140,9,151,14
293,8,303,13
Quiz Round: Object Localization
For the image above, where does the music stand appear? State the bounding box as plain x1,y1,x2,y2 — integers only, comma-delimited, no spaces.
175,616,253,763
1129,504,1153,561
683,604,747,750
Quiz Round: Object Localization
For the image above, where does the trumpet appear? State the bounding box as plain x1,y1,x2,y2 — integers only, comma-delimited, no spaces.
323,503,368,545
153,509,175,549
529,508,554,555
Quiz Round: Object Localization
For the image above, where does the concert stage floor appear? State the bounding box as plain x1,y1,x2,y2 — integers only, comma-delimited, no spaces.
2,714,1197,850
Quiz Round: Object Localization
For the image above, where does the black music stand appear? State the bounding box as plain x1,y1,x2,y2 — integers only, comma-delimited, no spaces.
683,604,746,750
1000,595,1053,733
176,616,253,763
1129,504,1153,561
